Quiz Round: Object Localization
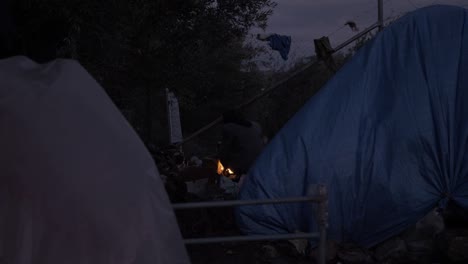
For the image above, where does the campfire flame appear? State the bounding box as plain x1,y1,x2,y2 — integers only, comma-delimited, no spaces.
217,159,225,175
217,160,236,178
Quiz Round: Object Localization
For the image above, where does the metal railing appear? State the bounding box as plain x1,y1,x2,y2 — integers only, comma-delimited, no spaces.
173,184,329,264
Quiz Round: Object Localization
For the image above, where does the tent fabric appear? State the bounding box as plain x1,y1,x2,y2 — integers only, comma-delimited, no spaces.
0,57,190,264
236,5,468,248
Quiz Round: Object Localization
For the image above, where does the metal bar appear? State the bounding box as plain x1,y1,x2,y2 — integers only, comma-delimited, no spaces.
332,22,380,53
317,185,329,264
173,195,324,210
178,116,223,145
378,0,384,32
184,232,320,245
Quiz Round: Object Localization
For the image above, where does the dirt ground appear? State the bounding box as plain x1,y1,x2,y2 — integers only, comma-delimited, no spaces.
188,242,312,264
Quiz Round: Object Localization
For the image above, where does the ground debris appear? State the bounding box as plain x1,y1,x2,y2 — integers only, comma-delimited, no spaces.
336,243,374,264
437,229,468,263
374,238,407,262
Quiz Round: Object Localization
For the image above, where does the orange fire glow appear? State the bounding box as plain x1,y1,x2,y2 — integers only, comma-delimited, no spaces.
217,159,225,175
217,160,235,177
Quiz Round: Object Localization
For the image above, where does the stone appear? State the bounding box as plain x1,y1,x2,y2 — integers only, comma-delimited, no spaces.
289,238,308,255
374,238,407,261
260,244,279,259
402,208,445,242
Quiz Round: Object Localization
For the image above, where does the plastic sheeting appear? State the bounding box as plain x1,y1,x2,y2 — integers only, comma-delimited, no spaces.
0,57,190,263
237,5,468,248
267,34,292,61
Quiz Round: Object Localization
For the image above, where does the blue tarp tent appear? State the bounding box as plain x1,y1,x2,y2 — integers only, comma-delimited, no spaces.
236,5,468,247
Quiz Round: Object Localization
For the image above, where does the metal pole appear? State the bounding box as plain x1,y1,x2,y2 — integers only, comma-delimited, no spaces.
378,0,384,32
317,185,328,264
332,22,380,53
173,195,324,210
145,86,152,144
184,232,319,245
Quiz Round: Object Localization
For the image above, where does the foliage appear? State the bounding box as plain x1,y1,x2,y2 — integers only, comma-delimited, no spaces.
7,0,277,143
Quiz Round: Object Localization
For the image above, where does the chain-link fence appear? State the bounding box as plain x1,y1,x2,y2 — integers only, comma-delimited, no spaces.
104,0,468,157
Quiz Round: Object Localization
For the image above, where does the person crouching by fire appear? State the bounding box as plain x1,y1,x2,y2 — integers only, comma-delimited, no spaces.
218,109,267,183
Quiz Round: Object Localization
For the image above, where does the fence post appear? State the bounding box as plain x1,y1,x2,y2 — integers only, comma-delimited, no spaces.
317,185,328,264
378,0,384,32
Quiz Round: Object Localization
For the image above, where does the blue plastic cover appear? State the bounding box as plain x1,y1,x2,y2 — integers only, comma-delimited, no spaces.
237,5,468,247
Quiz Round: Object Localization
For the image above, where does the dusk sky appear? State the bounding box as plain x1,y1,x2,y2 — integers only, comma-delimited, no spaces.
251,0,467,69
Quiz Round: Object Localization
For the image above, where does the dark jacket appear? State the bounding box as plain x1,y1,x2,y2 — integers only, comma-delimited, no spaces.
219,121,265,175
